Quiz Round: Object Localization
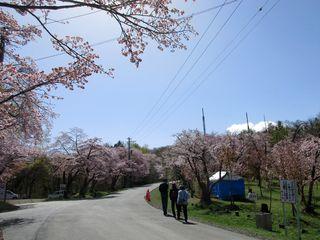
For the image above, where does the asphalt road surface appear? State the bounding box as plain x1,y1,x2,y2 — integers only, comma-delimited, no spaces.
1,183,256,240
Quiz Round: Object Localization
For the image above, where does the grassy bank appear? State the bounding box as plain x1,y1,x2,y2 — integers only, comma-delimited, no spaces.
0,202,19,213
148,183,320,240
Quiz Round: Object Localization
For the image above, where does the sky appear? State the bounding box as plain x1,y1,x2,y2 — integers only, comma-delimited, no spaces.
17,0,320,148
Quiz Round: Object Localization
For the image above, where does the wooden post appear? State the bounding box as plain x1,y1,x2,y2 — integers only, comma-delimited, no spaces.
295,191,302,240
282,202,288,237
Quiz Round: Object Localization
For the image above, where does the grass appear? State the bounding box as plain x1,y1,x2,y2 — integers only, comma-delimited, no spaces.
149,182,320,240
0,201,19,213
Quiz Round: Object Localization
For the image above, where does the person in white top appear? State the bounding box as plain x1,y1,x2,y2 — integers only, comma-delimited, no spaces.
177,185,190,223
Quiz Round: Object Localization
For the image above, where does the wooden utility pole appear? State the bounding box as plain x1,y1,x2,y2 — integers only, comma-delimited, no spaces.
127,137,131,161
0,30,5,63
202,108,206,135
263,115,268,132
246,112,250,131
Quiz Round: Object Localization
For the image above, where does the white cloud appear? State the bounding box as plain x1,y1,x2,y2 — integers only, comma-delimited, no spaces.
226,121,276,134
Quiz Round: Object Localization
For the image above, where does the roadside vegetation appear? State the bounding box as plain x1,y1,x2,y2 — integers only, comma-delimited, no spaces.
0,201,19,213
0,0,193,210
147,113,320,240
149,182,320,240
2,128,163,203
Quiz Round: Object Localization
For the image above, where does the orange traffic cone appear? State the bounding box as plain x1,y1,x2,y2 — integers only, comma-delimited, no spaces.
145,189,151,202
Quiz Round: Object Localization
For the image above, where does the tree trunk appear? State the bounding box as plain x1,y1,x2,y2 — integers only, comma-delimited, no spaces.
199,182,211,206
90,180,97,196
300,185,306,206
111,176,119,191
79,176,89,198
291,203,296,217
258,173,263,197
269,180,272,212
305,156,318,213
28,182,33,199
62,171,66,184
28,178,36,198
187,181,195,198
305,180,315,213
64,173,75,198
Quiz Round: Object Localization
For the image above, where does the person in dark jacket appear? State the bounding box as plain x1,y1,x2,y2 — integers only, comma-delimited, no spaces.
159,179,169,216
169,183,178,218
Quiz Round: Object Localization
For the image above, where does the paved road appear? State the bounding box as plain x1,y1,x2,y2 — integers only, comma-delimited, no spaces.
1,184,255,240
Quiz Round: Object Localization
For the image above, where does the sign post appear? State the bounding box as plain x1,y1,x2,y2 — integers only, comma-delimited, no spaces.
248,192,257,213
280,180,301,240
282,202,288,236
295,186,302,240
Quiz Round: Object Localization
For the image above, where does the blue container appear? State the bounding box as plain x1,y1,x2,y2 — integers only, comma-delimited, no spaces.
211,178,245,201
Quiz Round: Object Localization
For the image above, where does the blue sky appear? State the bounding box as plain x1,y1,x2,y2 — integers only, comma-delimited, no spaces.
19,0,320,147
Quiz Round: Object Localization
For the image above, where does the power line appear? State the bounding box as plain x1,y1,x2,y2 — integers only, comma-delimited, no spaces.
181,0,238,19
141,0,280,140
151,0,271,124
34,3,238,63
34,37,118,61
43,1,237,27
135,0,244,139
138,0,281,141
130,0,231,137
42,10,102,26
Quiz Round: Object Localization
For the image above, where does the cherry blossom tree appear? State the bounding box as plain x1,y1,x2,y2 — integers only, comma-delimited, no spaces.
0,132,41,182
50,128,154,195
144,153,163,182
0,1,195,141
214,134,246,177
0,135,26,182
300,136,320,212
51,128,88,197
75,138,105,198
172,130,217,205
213,134,246,205
242,131,270,197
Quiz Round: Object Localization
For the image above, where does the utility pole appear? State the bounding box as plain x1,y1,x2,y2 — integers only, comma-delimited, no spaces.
246,112,250,131
127,137,131,161
0,28,5,63
202,107,206,135
263,115,268,132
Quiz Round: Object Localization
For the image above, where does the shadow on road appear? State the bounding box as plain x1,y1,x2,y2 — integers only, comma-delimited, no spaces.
164,214,197,225
101,195,118,199
182,221,197,225
18,204,36,210
0,218,35,229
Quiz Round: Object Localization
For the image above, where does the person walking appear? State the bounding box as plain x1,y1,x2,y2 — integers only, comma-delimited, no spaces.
177,185,190,223
145,189,151,202
169,183,179,218
159,179,169,216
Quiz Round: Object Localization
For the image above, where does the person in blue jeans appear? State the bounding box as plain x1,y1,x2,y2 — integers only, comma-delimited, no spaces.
177,185,190,223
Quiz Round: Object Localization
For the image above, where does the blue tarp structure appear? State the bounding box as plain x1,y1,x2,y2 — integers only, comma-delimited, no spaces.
209,171,245,201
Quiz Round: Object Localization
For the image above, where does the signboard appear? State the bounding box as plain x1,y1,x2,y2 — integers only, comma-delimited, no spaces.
280,180,297,204
248,192,257,202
